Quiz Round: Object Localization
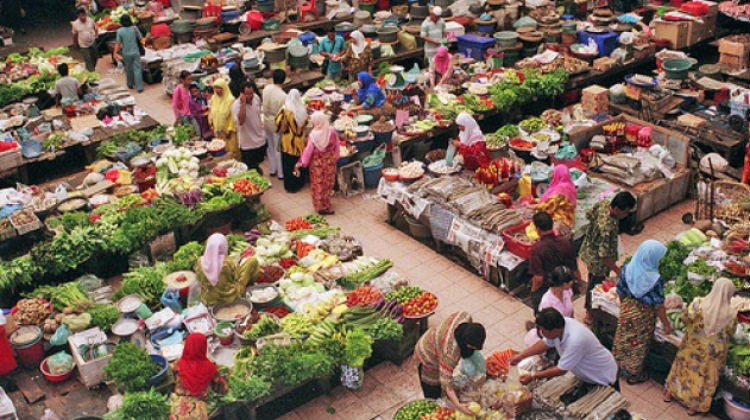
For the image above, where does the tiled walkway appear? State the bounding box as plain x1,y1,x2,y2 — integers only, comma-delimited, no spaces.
17,27,713,418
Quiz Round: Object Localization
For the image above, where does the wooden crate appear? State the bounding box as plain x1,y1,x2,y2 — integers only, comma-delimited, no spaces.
68,328,113,388
719,37,750,57
653,20,690,49
0,148,22,172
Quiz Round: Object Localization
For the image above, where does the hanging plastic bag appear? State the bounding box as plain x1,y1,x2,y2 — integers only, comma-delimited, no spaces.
187,283,202,308
54,184,68,203
517,174,532,198
445,143,457,167
50,324,71,347
47,351,73,375
161,289,183,314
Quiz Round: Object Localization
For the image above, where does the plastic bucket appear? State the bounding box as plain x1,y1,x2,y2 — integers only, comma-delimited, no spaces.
215,322,235,345
373,130,394,145
363,162,384,188
147,354,169,387
354,138,376,153
10,326,44,369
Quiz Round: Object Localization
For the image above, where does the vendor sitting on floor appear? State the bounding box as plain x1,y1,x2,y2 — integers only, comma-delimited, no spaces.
510,308,619,389
195,233,258,305
353,71,386,111
429,47,454,88
451,112,490,171
52,63,82,105
170,333,227,419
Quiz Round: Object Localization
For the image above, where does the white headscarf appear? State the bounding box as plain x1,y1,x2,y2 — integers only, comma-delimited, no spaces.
700,277,737,336
285,89,307,127
349,31,367,59
456,112,484,146
308,111,332,151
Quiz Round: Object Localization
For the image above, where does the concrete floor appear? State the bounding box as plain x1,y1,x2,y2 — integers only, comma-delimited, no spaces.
5,24,715,420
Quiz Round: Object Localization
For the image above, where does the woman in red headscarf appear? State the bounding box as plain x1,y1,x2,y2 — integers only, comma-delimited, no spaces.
170,333,227,420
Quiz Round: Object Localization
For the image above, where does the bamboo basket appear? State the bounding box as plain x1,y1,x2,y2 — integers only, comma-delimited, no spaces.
713,180,750,224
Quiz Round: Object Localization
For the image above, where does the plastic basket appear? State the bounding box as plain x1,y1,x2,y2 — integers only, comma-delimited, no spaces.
0,148,22,172
457,34,496,61
10,211,42,235
501,220,534,259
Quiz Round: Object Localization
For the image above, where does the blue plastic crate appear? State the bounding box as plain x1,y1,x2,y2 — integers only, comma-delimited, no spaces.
578,30,619,57
457,34,496,61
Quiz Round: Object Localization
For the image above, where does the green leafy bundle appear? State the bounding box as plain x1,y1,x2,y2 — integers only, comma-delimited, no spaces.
224,373,271,403
87,304,120,331
659,241,690,281
119,389,169,420
104,342,160,392
364,317,403,341
729,344,750,376
344,327,373,367
170,241,205,271
113,262,170,306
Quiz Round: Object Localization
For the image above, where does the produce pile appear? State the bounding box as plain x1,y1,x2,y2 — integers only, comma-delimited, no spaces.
0,47,98,107
0,168,269,306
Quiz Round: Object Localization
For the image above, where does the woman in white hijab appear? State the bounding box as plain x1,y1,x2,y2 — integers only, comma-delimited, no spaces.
275,88,309,192
343,30,373,82
664,277,737,415
450,112,490,171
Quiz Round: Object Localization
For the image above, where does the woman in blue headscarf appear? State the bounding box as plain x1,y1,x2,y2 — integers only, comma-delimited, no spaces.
612,239,671,384
354,71,386,111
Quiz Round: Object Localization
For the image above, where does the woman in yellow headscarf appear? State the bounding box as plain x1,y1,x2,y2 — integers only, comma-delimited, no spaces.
209,79,239,159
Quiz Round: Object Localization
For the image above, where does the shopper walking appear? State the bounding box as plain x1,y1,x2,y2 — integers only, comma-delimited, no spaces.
319,28,346,81
233,81,266,173
527,212,580,313
188,83,211,140
113,15,144,93
415,311,486,418
172,70,193,123
208,79,239,160
580,191,636,324
342,31,372,82
72,8,98,72
612,239,670,384
275,89,308,192
664,278,736,415
295,111,340,215
420,6,446,63
262,69,287,179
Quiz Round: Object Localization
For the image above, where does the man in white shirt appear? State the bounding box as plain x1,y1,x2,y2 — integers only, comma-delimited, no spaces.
510,308,619,389
72,8,98,71
420,6,446,64
261,69,287,179
52,64,81,106
233,81,266,173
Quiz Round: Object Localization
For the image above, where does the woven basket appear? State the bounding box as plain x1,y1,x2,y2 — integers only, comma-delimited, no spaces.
713,180,750,223
504,390,533,418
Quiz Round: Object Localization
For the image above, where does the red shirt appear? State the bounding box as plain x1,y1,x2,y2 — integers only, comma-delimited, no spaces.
528,233,577,278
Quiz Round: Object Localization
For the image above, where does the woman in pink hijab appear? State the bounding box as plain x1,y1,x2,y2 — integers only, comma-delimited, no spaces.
295,111,340,214
429,47,454,88
537,165,578,234
195,233,258,305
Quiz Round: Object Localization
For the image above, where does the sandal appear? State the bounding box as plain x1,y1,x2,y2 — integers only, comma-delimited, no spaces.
626,375,648,385
663,391,672,403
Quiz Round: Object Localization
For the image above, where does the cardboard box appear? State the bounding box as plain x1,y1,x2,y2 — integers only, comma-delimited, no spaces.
720,52,750,71
654,20,690,49
582,84,610,115
593,57,616,72
687,18,709,45
719,37,750,57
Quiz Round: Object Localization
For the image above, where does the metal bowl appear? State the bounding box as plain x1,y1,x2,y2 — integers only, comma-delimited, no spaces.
210,298,253,323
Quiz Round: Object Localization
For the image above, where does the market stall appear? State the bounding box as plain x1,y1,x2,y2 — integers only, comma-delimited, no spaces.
2,213,440,419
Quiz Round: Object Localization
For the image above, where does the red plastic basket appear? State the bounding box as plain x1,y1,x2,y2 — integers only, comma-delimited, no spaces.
549,156,586,171
502,221,534,259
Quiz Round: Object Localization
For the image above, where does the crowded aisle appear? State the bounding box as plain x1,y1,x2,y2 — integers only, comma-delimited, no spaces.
0,0,748,418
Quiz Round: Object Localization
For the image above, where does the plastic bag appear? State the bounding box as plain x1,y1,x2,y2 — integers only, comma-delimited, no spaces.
50,324,71,347
161,289,183,314
48,351,73,375
445,143,457,166
77,274,103,292
62,313,91,332
187,283,202,308
362,144,387,168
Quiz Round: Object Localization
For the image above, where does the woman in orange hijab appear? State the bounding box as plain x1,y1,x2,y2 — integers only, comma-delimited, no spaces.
170,333,226,419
